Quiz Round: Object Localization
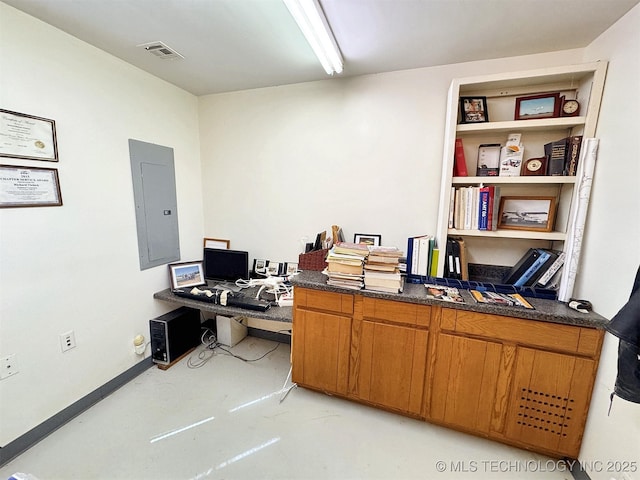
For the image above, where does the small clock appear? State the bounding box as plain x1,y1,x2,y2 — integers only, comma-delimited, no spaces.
561,99,580,117
522,156,547,176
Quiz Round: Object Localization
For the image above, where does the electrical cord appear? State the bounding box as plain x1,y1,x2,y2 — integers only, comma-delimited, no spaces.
187,327,290,368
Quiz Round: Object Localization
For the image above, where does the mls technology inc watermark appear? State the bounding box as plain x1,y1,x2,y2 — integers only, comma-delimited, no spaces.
433,459,637,474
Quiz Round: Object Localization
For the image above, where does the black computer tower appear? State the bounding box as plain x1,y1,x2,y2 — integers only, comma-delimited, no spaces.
149,307,200,365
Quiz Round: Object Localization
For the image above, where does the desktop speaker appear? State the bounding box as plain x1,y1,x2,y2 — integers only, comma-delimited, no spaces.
149,307,200,365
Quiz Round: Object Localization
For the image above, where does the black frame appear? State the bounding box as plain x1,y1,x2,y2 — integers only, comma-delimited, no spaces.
459,96,489,123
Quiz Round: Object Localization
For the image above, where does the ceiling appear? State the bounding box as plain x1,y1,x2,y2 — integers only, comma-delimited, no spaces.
4,0,639,96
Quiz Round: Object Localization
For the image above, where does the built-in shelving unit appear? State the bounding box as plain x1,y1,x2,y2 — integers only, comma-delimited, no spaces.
435,62,608,300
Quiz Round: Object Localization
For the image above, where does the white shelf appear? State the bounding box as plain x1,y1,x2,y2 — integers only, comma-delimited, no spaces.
447,228,566,241
435,62,608,301
451,176,577,185
456,117,586,134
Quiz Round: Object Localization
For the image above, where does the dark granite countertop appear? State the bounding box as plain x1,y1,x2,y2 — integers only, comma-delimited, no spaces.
290,271,609,329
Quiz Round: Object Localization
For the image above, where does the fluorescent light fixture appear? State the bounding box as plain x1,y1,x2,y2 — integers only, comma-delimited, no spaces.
283,0,343,75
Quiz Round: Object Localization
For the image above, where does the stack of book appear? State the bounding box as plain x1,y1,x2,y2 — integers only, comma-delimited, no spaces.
324,242,369,290
449,185,501,231
364,246,404,293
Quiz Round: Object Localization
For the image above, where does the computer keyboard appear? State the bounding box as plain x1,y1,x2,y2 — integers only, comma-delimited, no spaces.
171,288,270,311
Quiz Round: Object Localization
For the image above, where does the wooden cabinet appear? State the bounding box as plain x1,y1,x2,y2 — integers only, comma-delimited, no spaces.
291,288,353,395
351,297,430,415
291,285,604,458
427,307,603,458
435,62,608,300
430,333,504,434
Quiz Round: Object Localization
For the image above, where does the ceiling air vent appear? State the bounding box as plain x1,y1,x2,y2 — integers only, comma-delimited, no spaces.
137,41,184,60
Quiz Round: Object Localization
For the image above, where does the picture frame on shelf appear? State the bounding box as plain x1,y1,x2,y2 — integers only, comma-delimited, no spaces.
267,261,282,275
253,258,268,275
285,262,299,275
514,93,561,120
354,233,382,246
459,96,489,123
497,196,557,232
168,261,205,290
203,238,230,249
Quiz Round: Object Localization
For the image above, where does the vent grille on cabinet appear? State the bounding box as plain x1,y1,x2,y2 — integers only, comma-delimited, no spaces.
516,388,574,437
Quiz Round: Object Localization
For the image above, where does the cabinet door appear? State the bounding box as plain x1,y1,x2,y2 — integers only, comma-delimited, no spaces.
429,333,502,434
504,347,597,458
355,321,428,415
291,309,351,395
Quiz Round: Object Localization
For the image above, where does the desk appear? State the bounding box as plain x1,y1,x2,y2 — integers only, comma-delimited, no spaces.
153,288,292,324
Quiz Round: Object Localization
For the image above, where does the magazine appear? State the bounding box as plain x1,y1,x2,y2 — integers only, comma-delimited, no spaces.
424,284,464,303
470,289,534,309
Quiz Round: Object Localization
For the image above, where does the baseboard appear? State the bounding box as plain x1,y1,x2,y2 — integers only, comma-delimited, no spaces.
0,357,154,467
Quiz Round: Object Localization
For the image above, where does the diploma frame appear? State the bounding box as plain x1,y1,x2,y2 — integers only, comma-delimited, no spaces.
0,164,63,208
203,238,230,249
0,109,59,161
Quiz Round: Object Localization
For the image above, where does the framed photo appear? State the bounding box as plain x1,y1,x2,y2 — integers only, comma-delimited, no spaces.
253,258,268,275
203,238,230,250
168,261,205,289
514,93,561,120
0,109,58,161
354,233,382,246
267,261,282,275
285,262,298,275
459,96,489,124
0,164,63,208
497,196,557,232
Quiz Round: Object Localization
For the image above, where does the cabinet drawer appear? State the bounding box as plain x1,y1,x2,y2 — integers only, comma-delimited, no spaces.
294,287,353,315
441,308,602,357
363,297,430,327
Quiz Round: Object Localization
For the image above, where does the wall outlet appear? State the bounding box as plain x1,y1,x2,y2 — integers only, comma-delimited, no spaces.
1,354,19,380
60,331,76,352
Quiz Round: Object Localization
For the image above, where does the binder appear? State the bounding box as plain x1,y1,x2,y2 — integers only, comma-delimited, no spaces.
502,248,541,285
514,249,551,287
524,249,559,287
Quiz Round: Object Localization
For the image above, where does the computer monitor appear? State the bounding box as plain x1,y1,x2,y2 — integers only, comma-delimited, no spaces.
203,248,249,283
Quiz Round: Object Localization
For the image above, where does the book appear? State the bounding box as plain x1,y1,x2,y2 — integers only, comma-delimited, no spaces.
502,248,541,285
470,290,534,309
476,144,501,176
544,138,568,176
536,251,566,286
429,248,439,277
499,145,524,176
424,284,464,303
523,249,559,287
327,261,363,275
478,186,490,230
486,185,500,231
454,138,468,176
333,242,370,256
565,135,583,175
513,249,551,287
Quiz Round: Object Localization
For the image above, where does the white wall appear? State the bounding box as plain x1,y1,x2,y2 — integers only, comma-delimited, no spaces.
576,4,640,478
198,50,584,264
0,3,204,445
2,0,638,465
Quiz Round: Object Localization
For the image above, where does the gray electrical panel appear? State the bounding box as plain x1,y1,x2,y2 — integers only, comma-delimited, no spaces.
129,139,180,270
